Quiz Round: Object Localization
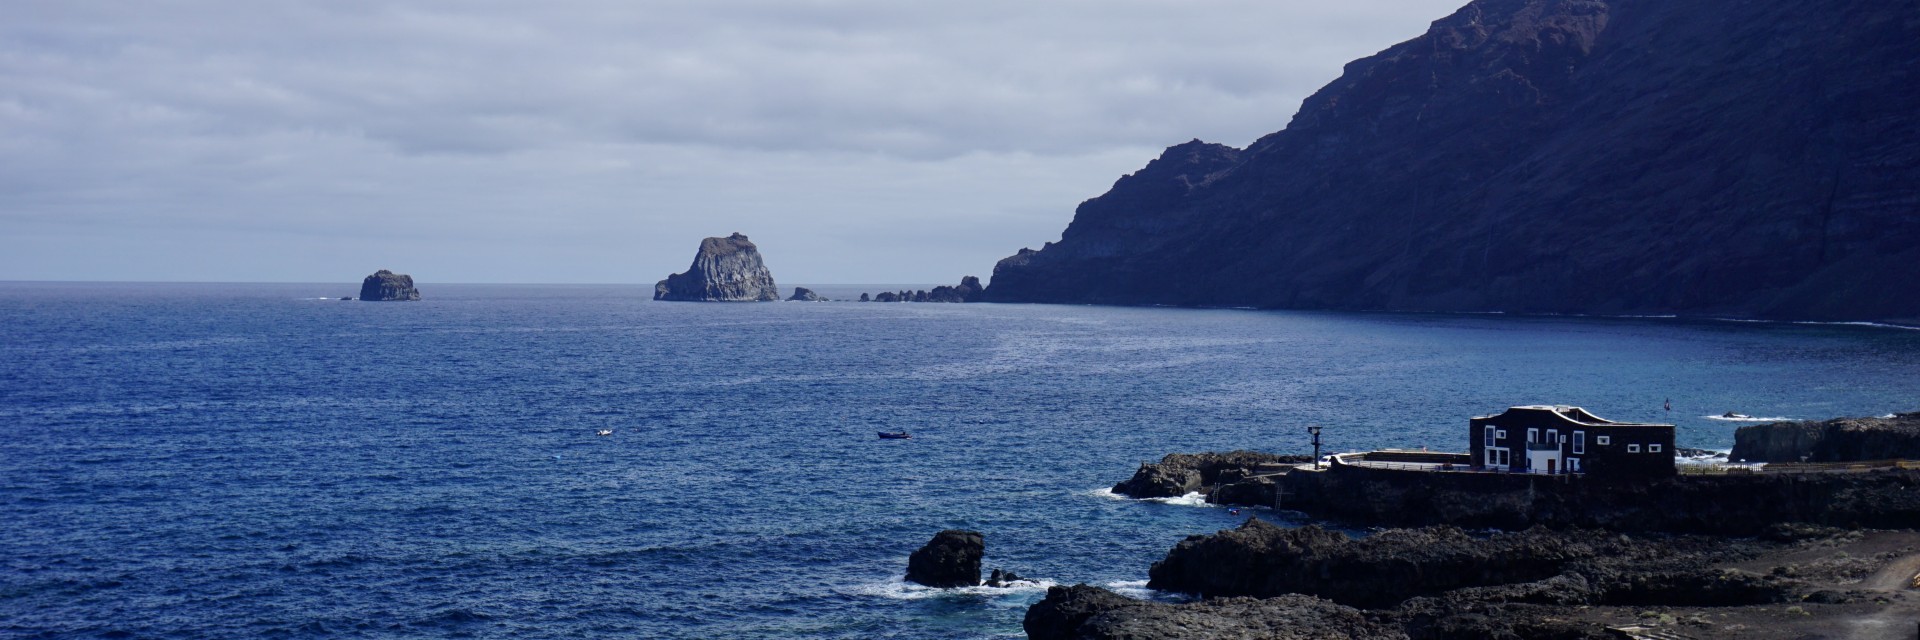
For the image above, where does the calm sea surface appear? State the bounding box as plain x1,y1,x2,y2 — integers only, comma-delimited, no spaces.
4,282,1918,638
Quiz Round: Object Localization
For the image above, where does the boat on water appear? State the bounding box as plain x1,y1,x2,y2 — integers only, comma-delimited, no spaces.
1722,412,1751,419
877,431,911,439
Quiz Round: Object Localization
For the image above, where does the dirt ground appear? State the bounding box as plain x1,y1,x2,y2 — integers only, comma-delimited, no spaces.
1568,531,1920,640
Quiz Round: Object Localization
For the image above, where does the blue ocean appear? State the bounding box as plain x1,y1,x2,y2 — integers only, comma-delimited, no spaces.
4,282,1919,639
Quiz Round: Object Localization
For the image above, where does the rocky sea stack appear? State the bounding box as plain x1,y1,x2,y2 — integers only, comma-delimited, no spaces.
787,287,824,301
905,530,983,588
654,233,781,302
358,270,420,301
985,0,1920,323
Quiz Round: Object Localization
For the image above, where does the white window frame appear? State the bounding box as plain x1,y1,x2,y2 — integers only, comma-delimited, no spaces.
1547,429,1559,446
1568,457,1582,472
1650,444,1662,453
1573,431,1586,454
1527,428,1539,443
1484,427,1494,447
1497,429,1506,439
1597,435,1611,446
1627,444,1641,453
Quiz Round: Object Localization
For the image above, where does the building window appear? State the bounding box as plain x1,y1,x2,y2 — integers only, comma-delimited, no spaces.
1573,431,1586,454
1547,429,1559,445
1527,428,1539,443
1597,435,1611,446
1650,444,1662,453
1497,429,1506,439
1628,444,1641,453
1484,428,1494,447
1568,458,1582,472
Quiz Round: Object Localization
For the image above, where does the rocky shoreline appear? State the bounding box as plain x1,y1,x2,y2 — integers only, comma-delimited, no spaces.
1041,412,1920,638
1733,412,1920,463
1029,525,1920,639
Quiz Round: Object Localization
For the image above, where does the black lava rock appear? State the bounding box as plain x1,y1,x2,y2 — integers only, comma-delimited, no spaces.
905,530,983,588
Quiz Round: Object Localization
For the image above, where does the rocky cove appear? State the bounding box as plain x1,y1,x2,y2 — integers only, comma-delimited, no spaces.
1020,415,1920,639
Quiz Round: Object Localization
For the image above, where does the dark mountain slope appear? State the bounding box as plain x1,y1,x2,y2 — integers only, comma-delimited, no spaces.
986,0,1920,322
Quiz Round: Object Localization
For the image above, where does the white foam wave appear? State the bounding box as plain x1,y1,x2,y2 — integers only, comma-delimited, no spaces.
1702,415,1791,422
1150,491,1212,507
1102,580,1191,602
1087,488,1213,507
1883,414,1899,419
851,577,1058,601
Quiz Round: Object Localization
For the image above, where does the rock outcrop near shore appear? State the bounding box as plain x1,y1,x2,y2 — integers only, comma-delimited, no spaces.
985,0,1920,323
1732,412,1920,462
358,270,420,301
1147,520,1797,609
654,233,781,302
1028,522,1863,640
787,287,824,301
1024,585,1394,640
1112,451,1310,499
905,530,983,588
861,276,985,304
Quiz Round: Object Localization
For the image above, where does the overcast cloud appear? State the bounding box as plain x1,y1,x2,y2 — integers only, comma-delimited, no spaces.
1,0,1462,284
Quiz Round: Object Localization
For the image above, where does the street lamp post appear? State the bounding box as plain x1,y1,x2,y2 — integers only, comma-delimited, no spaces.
1307,425,1323,470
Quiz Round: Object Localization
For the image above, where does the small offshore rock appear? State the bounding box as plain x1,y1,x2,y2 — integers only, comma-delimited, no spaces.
905,530,983,588
654,233,781,302
986,568,1026,588
787,287,825,301
358,270,420,301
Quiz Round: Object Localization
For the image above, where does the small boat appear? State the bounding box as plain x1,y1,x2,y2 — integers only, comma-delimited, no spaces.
877,431,911,439
1722,412,1751,419
597,429,614,436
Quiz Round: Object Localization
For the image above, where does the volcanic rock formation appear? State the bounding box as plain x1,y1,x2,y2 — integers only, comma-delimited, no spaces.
1112,451,1311,499
905,530,983,588
654,233,781,302
986,0,1920,323
358,270,420,301
858,276,985,304
1732,412,1920,462
787,287,825,301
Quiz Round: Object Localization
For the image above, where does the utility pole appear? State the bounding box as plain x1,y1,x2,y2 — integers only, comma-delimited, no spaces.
1308,425,1323,470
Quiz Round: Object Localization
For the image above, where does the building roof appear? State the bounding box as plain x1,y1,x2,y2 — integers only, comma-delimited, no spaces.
1475,405,1672,429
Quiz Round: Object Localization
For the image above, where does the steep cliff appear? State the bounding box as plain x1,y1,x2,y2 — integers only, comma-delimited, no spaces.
358,270,420,301
987,0,1920,322
654,233,781,302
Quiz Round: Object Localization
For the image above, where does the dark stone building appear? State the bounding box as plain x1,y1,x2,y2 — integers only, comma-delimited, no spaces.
1470,406,1674,477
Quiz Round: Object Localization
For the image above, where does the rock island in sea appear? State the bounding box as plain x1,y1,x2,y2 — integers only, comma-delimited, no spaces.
654,233,781,302
358,270,420,301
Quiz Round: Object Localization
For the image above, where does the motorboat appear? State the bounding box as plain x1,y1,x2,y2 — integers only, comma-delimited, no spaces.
877,431,911,439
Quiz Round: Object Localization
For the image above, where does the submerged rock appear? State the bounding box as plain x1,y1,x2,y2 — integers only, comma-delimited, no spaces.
654,233,781,302
358,270,420,301
905,530,983,588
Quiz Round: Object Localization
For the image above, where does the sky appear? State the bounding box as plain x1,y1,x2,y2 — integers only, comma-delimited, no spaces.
1,0,1464,285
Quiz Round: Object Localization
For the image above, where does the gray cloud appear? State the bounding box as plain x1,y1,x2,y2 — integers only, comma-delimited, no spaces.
1,0,1462,283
